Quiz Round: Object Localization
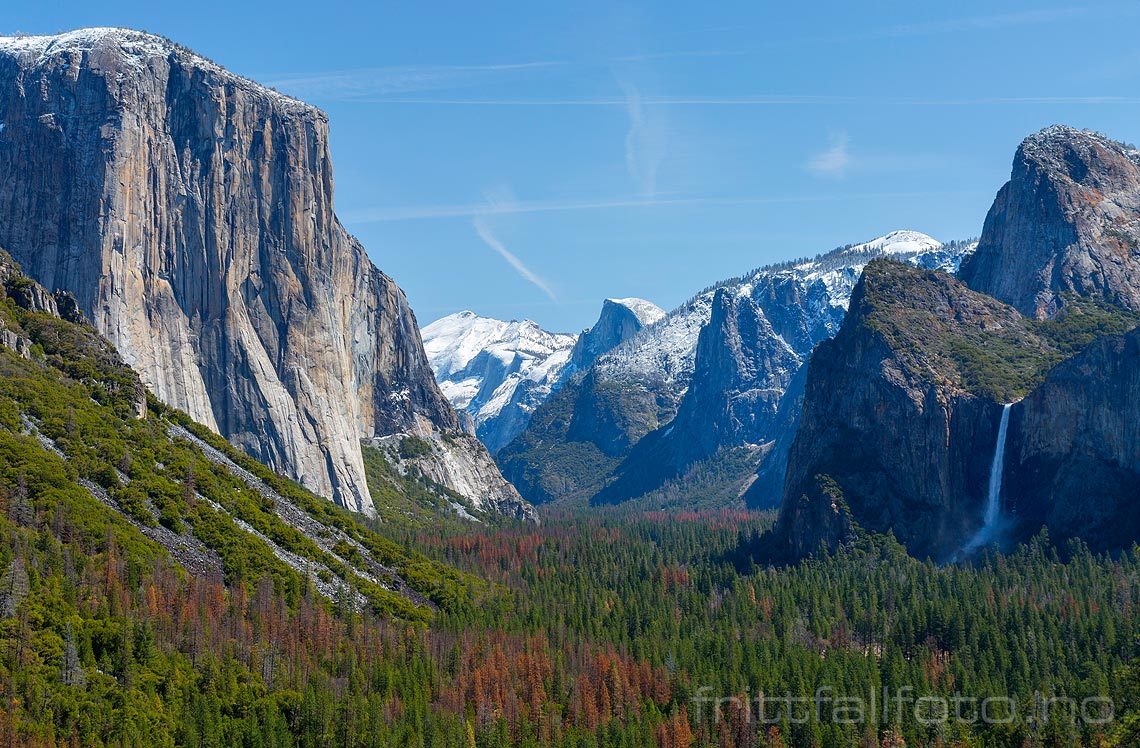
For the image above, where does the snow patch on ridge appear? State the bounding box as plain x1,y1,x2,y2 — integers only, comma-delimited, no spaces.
594,231,976,387
0,28,313,113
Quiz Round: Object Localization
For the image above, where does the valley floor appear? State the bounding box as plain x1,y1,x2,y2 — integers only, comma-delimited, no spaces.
3,474,1139,747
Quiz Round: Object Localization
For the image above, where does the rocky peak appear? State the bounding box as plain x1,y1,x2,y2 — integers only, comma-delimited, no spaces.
570,297,664,370
959,125,1140,318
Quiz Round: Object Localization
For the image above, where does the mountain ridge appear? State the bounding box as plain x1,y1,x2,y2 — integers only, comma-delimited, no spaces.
422,297,663,453
496,230,976,508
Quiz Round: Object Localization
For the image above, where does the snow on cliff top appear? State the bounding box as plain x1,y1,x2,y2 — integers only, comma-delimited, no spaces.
0,27,314,113
606,297,666,326
847,229,941,257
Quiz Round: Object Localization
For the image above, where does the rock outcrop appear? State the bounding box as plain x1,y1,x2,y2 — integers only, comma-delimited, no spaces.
776,262,1028,559
959,125,1140,319
0,28,526,518
592,287,800,505
367,431,539,522
569,298,665,371
0,247,148,416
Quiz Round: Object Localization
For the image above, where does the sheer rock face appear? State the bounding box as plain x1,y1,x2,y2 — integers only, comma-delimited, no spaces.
591,288,800,505
1006,328,1140,551
960,125,1140,319
0,29,518,517
569,298,665,371
776,263,1005,560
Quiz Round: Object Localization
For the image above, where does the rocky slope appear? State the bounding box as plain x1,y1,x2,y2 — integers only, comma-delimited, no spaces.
0,28,528,519
0,246,463,617
959,125,1140,319
422,298,662,453
499,231,975,507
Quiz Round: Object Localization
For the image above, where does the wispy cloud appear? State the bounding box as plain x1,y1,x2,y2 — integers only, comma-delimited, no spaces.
807,133,850,177
611,49,744,63
343,188,987,224
263,6,1120,104
349,94,853,106
473,215,556,300
620,81,668,197
265,61,559,101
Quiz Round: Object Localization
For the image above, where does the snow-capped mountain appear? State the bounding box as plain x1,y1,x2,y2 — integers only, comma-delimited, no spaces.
422,313,577,453
423,297,664,453
498,231,977,507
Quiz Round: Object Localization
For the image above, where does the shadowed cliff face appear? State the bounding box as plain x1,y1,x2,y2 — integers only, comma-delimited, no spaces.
778,205,1140,560
1005,328,1140,550
569,298,665,371
777,262,1010,560
960,125,1140,319
592,287,801,505
0,29,524,517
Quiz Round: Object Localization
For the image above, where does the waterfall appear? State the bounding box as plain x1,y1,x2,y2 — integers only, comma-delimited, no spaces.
962,403,1012,555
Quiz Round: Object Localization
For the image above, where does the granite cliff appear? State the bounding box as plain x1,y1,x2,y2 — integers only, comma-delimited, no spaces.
778,127,1140,559
960,125,1140,318
0,28,528,518
1005,327,1140,551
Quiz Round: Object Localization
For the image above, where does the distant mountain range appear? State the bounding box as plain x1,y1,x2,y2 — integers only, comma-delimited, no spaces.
468,231,977,508
422,298,664,452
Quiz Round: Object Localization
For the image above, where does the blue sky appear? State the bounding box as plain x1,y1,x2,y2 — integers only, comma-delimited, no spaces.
8,2,1140,331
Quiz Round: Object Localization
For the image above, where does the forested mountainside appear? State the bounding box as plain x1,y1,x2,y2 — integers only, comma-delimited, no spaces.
0,28,528,521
